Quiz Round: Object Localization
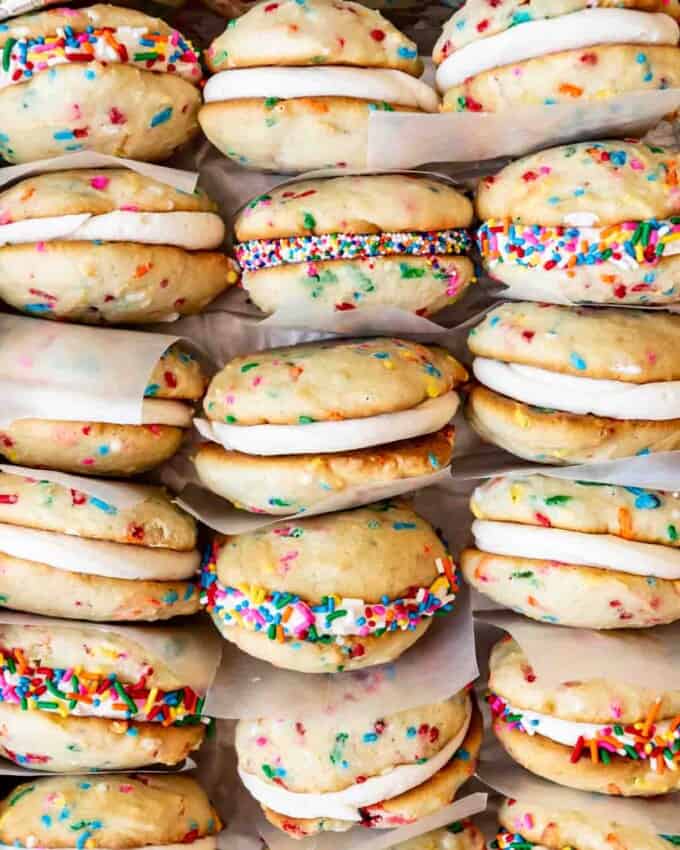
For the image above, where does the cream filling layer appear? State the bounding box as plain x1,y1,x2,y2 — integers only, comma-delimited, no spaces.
239,696,472,821
0,522,199,580
472,519,680,579
435,9,679,90
501,699,675,751
195,392,459,456
0,212,225,251
203,66,440,112
473,358,680,421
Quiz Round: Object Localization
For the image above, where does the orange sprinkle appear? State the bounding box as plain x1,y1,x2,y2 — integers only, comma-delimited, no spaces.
642,698,662,738
618,507,633,539
589,740,599,763
559,83,584,97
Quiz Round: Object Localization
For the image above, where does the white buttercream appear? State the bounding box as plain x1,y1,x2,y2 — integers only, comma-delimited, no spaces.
195,392,459,456
141,399,193,427
0,212,225,250
473,358,680,421
203,66,440,112
0,522,199,580
239,696,472,821
472,519,680,579
436,9,679,91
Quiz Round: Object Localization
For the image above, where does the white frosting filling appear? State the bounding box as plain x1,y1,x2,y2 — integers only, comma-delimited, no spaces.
502,699,676,750
239,696,472,821
472,519,680,579
195,392,459,456
0,212,225,251
141,399,193,427
0,522,199,580
203,66,440,113
435,9,680,91
473,358,680,421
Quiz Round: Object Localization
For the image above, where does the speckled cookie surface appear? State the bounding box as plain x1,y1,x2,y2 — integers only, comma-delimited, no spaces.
0,701,204,772
194,427,454,514
498,797,676,850
469,302,680,382
466,384,680,463
441,45,680,112
0,169,217,221
0,774,218,848
476,141,680,225
0,243,237,325
392,822,485,850
0,4,178,38
472,475,680,547
0,472,196,549
214,499,448,600
0,63,200,165
490,637,680,723
199,97,416,174
205,338,465,425
494,717,680,795
0,552,199,621
236,176,473,240
237,691,470,793
261,702,482,836
461,548,680,627
206,0,422,74
149,346,208,401
433,0,680,59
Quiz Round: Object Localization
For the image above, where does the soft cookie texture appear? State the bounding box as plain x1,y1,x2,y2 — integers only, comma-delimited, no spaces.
0,6,201,163
0,774,219,846
0,345,206,476
235,175,474,316
0,702,204,772
205,499,453,672
392,823,485,850
193,427,454,514
204,338,466,425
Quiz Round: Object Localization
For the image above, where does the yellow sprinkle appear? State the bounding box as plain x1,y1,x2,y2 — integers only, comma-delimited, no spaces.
144,687,159,717
470,499,482,519
382,359,395,370
510,483,523,503
426,380,441,398
227,270,239,283
513,408,530,428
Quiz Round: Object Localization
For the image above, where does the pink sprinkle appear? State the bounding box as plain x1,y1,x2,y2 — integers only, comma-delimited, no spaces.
539,166,552,175
90,176,110,191
0,211,12,226
81,458,95,466
225,394,235,405
119,784,134,793
256,736,268,747
252,376,262,387
520,814,534,830
630,158,645,171
120,204,139,212
610,700,623,719
36,242,47,253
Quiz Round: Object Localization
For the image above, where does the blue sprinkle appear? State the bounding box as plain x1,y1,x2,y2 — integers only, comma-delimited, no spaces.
163,590,179,604
145,383,160,396
41,815,52,827
393,522,417,530
636,52,647,64
97,445,110,456
406,726,417,738
150,107,173,128
184,584,195,600
53,130,75,141
397,46,417,59
88,497,117,515
363,732,378,743
569,353,587,370
84,69,96,80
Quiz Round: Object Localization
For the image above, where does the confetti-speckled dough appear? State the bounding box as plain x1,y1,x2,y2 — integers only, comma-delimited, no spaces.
440,44,680,112
461,548,680,627
0,472,196,549
391,822,485,850
0,552,200,621
472,475,680,547
199,97,416,173
204,338,465,425
193,427,454,514
205,0,422,74
260,701,482,836
469,302,680,382
0,701,204,772
490,637,680,724
476,141,680,225
497,796,677,850
0,6,202,164
0,774,219,847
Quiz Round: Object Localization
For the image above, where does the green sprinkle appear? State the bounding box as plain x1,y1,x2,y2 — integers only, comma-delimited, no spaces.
303,213,316,229
669,524,678,541
9,785,35,806
114,681,138,715
299,416,316,424
225,415,237,424
240,362,259,373
133,51,159,61
268,624,277,640
46,679,67,701
36,701,59,710
264,97,280,109
3,39,16,73
545,495,571,505
326,610,348,622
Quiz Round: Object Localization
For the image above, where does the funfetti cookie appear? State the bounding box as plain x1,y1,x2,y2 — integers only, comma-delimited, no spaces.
194,427,454,515
393,822,485,850
492,797,677,850
234,175,474,317
0,619,209,770
433,0,680,113
236,689,481,837
0,774,221,845
199,0,438,172
462,474,680,628
0,5,202,164
198,337,467,457
476,141,680,306
466,302,680,463
0,169,238,324
488,637,680,795
0,468,201,621
201,499,459,673
0,344,206,476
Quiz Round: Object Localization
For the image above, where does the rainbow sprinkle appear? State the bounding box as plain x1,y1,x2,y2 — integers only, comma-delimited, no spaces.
235,228,472,272
200,541,459,645
0,646,207,728
0,25,201,88
478,217,680,271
